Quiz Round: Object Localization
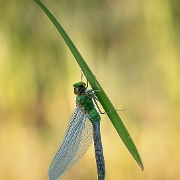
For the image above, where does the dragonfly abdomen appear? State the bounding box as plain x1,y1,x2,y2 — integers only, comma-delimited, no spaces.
92,121,105,180
88,108,101,123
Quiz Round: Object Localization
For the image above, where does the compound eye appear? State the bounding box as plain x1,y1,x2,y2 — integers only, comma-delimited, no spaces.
74,87,80,95
74,85,85,95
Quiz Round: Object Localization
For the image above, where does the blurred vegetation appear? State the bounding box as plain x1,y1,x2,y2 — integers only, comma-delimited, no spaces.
0,0,180,179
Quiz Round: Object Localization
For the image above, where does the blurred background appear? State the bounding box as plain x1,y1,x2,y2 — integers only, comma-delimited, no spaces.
0,0,180,179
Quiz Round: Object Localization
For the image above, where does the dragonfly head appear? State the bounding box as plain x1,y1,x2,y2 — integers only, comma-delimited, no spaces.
73,82,86,95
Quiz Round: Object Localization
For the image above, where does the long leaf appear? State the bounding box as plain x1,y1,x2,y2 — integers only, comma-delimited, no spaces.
34,0,144,170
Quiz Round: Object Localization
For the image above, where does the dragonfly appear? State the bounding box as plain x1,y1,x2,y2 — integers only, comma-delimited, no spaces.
48,80,105,180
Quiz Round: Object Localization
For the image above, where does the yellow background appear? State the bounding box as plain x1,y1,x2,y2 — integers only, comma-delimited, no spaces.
0,0,180,179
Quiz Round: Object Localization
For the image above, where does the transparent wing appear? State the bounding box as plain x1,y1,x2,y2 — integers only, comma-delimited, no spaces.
48,107,93,180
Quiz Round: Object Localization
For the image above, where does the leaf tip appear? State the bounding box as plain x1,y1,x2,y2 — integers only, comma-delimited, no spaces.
139,163,144,171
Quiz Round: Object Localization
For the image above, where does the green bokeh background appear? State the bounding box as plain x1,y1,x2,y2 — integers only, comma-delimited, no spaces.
0,0,180,179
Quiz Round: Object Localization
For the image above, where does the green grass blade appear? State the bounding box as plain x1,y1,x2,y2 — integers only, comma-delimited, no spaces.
34,0,144,170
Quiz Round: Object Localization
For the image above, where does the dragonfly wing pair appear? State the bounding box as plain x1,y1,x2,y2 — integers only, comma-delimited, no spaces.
48,107,93,180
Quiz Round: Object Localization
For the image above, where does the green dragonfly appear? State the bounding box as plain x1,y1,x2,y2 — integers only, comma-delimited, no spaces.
48,81,105,180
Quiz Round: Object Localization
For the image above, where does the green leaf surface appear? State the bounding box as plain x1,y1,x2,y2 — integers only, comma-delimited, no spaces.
34,0,144,170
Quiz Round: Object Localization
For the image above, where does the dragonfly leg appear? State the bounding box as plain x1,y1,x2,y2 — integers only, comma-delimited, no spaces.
92,121,105,180
80,70,89,89
92,97,106,115
82,74,124,115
